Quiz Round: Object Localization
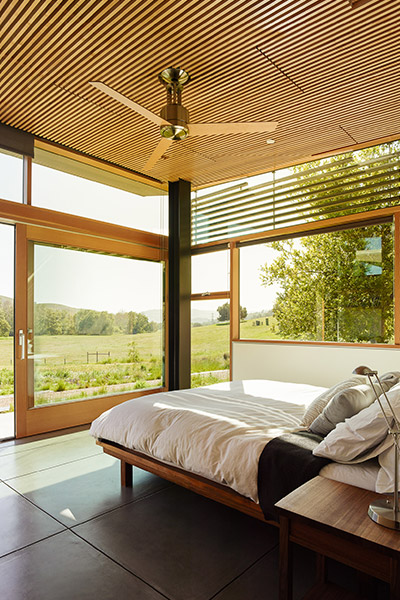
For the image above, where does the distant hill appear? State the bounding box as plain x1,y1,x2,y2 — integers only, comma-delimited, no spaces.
141,309,162,323
35,302,80,314
0,296,218,325
191,308,218,324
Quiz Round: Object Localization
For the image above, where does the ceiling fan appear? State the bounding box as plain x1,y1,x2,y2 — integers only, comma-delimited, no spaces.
90,67,278,171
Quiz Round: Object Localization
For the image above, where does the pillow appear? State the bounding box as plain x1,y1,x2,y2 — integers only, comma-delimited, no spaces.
380,371,400,386
309,380,393,436
301,375,367,428
312,396,396,463
376,440,399,493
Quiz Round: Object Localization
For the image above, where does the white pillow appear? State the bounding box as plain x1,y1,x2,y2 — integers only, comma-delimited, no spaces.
312,386,400,463
375,381,400,493
301,375,367,428
376,441,398,493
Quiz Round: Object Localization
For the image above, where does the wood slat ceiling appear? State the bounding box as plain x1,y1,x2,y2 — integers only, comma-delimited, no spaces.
1,0,400,189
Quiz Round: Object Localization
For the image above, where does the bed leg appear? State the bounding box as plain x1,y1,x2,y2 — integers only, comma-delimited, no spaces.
121,460,133,487
279,515,292,600
316,553,326,584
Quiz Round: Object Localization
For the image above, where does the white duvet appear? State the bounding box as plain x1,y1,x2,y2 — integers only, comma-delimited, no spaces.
90,379,326,502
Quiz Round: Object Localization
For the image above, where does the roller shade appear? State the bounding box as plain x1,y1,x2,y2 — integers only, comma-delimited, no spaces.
0,123,34,157
192,142,400,245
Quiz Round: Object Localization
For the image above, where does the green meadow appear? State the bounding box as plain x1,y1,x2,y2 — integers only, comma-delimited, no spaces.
0,317,280,404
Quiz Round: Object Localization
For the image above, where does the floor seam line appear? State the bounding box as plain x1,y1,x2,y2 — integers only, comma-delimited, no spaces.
0,530,65,562
3,477,171,531
68,484,173,528
2,451,103,481
2,480,70,527
0,427,91,455
0,436,90,457
69,528,172,600
207,542,279,600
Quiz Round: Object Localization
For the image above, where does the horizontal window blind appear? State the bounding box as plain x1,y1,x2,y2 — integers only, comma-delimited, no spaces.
191,142,400,245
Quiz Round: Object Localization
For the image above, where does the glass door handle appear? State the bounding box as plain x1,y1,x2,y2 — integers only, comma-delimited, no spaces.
18,329,25,360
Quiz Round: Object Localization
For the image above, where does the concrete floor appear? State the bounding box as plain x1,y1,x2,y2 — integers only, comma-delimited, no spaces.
0,427,388,600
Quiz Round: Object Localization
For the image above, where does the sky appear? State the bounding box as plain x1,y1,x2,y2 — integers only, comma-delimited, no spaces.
0,151,280,315
33,244,164,314
0,224,14,299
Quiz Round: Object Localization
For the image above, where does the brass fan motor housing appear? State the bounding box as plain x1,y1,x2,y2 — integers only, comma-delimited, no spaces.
160,103,190,140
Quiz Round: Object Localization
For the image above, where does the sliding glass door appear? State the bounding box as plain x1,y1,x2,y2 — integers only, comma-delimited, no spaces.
13,225,165,437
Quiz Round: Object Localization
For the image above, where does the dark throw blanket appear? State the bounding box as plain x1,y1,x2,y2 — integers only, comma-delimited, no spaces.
257,431,331,521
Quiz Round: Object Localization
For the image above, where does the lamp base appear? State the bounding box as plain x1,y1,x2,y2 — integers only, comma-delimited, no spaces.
368,498,400,530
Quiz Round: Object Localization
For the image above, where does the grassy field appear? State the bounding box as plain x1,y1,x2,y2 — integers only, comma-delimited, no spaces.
240,316,281,340
0,318,281,404
0,332,162,366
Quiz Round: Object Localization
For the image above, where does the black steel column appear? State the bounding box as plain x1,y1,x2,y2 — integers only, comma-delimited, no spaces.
168,179,191,390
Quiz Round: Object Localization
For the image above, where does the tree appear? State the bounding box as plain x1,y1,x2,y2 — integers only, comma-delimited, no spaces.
0,308,10,337
34,306,76,335
35,307,63,335
259,144,397,343
0,299,13,335
217,302,247,322
74,309,114,335
127,311,157,334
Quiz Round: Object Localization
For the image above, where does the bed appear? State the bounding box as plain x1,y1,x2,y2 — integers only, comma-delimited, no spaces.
90,375,400,523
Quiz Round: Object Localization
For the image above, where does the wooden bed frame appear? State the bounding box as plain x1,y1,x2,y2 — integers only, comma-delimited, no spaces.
97,439,273,524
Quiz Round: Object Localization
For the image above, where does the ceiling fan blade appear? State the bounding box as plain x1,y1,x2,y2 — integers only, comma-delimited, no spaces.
144,137,173,170
90,81,169,127
189,121,278,136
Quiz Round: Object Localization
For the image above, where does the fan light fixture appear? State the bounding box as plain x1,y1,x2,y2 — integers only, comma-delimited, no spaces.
160,124,188,140
159,68,190,140
89,68,278,170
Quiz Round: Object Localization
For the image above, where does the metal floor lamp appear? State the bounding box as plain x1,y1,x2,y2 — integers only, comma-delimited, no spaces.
353,366,400,530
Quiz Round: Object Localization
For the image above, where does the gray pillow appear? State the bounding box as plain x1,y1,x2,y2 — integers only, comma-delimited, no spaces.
300,375,367,428
309,380,393,436
380,371,400,386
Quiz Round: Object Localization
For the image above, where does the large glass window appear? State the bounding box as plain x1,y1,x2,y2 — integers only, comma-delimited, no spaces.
191,299,230,387
191,249,230,387
0,149,23,203
32,149,167,234
28,243,164,406
191,250,229,294
240,222,394,344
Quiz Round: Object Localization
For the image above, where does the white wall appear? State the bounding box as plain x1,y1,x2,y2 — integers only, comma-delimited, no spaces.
232,341,400,387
